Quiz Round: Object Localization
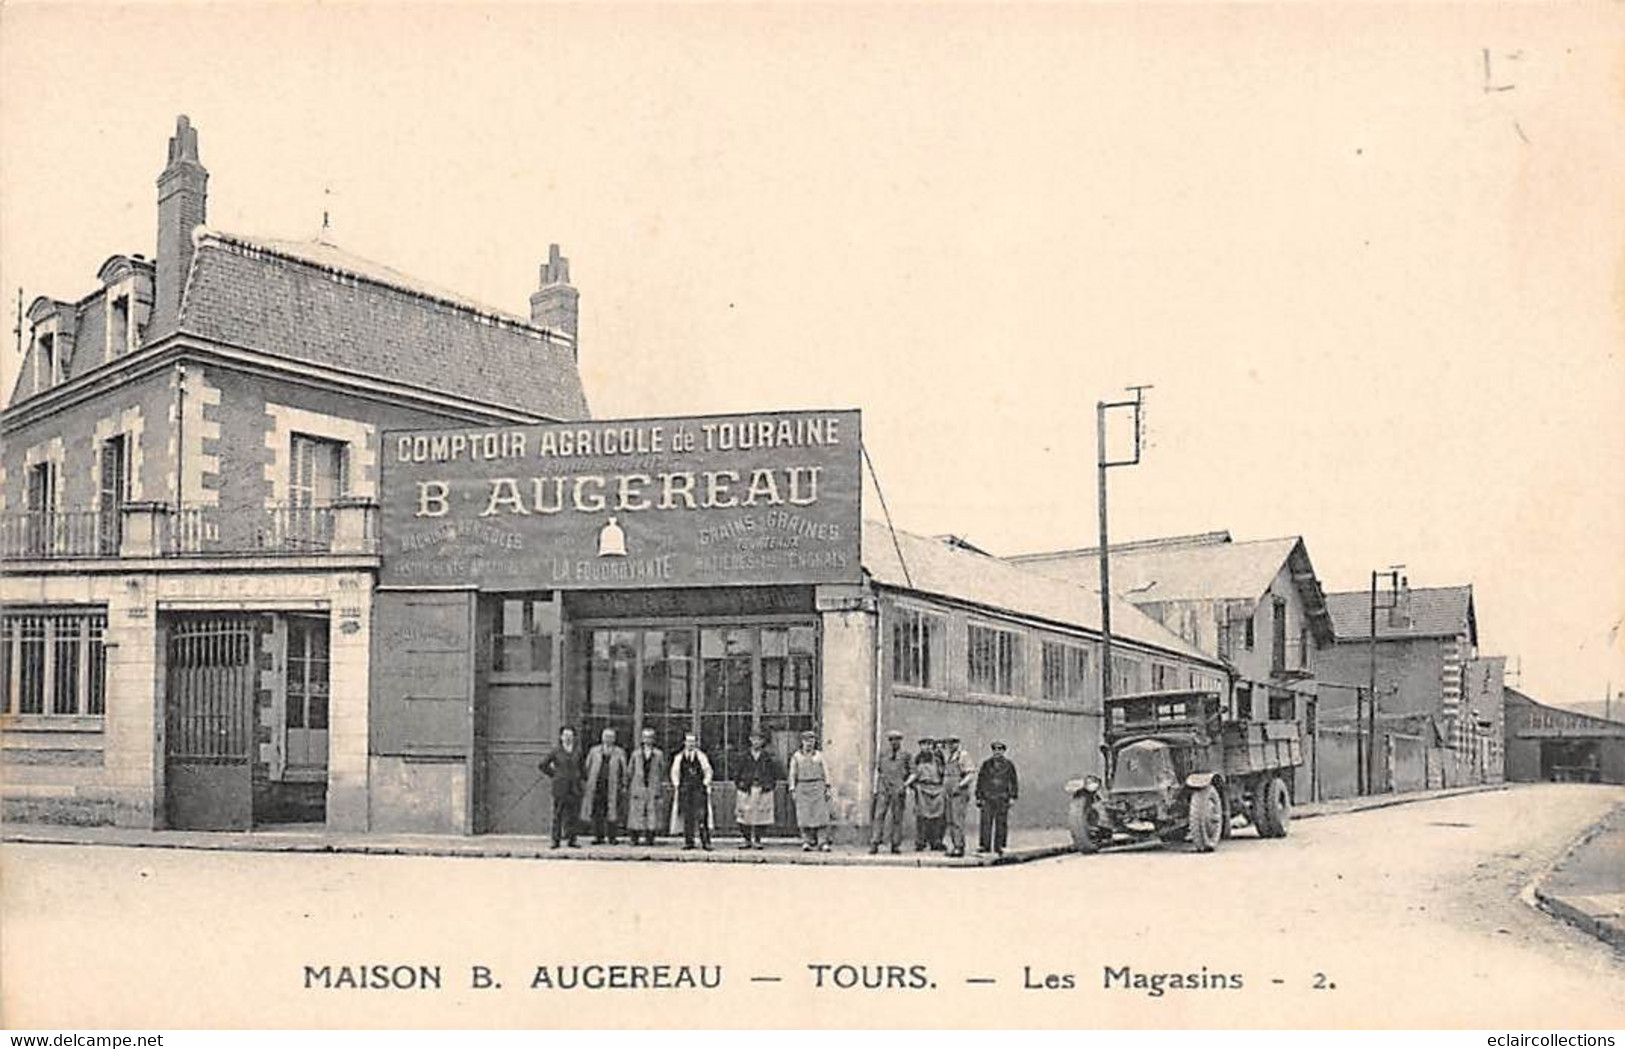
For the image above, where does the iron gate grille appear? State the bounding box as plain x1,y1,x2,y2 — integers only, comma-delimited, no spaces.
166,618,256,764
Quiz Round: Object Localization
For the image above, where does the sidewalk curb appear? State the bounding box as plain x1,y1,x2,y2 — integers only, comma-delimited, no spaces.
0,783,1506,870
1293,783,1508,822
0,828,1073,870
1523,802,1625,952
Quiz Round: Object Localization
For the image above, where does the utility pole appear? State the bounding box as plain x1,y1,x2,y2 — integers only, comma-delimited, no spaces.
1096,385,1152,708
1365,565,1404,794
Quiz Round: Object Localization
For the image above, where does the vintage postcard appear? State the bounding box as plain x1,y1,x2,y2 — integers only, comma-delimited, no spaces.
1,1,1622,1033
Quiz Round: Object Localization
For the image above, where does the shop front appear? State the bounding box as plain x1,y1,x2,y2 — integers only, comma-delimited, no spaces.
369,409,863,837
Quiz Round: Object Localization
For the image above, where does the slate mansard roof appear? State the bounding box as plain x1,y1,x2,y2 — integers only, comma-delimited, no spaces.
862,520,1223,668
178,231,590,420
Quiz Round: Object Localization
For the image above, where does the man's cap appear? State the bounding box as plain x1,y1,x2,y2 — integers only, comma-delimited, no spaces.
918,736,936,744
886,729,904,739
799,729,818,740
990,740,1007,750
944,734,961,743
749,729,766,741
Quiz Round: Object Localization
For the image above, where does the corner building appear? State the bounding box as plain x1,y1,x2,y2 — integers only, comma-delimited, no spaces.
1,117,588,831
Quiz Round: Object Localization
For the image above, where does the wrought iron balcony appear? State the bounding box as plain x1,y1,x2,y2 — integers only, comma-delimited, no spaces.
0,501,378,561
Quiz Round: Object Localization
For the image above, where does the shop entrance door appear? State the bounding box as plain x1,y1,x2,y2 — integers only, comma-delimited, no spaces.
164,616,256,831
476,596,558,834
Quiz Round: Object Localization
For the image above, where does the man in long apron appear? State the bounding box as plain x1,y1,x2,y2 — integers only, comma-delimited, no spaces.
788,730,833,852
908,736,946,852
669,733,714,851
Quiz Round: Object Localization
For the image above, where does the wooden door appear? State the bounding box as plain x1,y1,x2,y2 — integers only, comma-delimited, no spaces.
477,595,558,834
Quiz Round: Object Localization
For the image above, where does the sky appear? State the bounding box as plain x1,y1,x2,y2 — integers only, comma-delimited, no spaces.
2,3,1621,708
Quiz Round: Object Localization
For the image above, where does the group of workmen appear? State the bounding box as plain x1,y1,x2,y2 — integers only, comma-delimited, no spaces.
869,730,1020,857
539,725,1020,857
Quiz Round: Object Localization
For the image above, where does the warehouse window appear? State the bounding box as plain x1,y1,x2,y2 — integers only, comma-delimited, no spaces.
1,609,108,717
967,623,1022,697
892,605,945,691
1041,641,1092,705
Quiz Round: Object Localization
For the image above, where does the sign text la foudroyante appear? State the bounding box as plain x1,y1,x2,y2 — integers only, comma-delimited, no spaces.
379,410,862,590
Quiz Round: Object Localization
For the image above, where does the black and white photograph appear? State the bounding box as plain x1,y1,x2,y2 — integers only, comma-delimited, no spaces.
1,1,1622,1036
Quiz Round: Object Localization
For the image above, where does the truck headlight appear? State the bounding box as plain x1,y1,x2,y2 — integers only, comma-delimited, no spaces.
1082,774,1102,793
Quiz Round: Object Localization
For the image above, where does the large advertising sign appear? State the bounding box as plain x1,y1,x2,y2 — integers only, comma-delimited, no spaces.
379,409,861,590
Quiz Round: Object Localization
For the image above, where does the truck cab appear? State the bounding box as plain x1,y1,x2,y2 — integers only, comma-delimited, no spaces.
1066,688,1302,854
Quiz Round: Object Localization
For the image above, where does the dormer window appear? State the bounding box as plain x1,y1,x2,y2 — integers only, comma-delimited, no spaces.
108,294,131,358
37,333,57,388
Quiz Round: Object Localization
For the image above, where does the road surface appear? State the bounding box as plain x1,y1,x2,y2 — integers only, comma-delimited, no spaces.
4,783,1622,1028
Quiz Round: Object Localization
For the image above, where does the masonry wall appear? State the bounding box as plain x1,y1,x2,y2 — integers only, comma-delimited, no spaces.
192,367,488,515
1,369,175,514
1317,637,1447,720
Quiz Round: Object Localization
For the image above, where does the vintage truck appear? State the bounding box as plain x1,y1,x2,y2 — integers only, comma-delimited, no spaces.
1066,688,1302,853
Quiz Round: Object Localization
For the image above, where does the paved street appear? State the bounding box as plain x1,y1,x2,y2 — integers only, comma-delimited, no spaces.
4,784,1623,1029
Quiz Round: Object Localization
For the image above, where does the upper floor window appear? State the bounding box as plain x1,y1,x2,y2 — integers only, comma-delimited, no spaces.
1,609,108,717
1041,640,1093,706
108,295,131,358
967,622,1022,697
289,433,348,508
892,605,945,691
36,334,57,388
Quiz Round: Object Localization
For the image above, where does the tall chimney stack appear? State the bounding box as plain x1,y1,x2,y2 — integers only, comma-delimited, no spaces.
530,243,580,356
153,115,208,337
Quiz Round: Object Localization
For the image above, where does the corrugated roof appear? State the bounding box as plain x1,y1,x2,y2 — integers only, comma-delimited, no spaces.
1325,585,1474,641
178,231,590,421
862,520,1221,666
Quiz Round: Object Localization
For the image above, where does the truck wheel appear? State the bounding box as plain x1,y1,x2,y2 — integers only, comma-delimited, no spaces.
1188,785,1222,853
1068,795,1099,854
1259,776,1291,838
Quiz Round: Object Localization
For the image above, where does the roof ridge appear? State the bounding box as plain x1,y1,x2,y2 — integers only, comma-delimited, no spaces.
198,228,570,344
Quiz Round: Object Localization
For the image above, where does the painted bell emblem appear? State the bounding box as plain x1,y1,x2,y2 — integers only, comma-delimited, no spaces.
597,516,627,557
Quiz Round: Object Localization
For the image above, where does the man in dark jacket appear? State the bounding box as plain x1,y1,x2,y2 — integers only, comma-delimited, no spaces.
732,729,779,850
540,727,585,848
975,740,1019,856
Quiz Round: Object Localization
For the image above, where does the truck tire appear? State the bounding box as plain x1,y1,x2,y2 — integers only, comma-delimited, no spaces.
1068,795,1099,854
1188,785,1222,853
1259,776,1291,838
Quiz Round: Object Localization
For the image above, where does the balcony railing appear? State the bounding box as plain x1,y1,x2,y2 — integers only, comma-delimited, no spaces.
0,501,377,561
0,509,115,559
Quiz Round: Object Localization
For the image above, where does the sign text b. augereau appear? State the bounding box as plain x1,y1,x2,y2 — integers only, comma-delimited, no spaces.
379,409,861,590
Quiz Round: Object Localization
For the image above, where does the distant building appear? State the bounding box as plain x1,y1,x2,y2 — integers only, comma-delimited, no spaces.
1008,530,1335,800
1316,583,1503,793
1503,688,1625,785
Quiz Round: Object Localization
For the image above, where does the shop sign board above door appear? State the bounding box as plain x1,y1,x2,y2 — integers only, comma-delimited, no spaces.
380,409,862,590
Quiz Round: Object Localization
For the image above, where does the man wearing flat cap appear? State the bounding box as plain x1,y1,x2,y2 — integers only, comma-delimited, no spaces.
941,734,978,858
976,741,1019,856
869,729,911,854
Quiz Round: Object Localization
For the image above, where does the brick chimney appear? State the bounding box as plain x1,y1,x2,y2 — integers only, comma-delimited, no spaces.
152,115,208,337
529,244,579,356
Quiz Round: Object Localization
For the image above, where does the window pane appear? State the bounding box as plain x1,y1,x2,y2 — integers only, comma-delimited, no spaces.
52,620,80,714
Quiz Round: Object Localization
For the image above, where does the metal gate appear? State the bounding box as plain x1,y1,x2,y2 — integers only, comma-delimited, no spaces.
165,616,257,830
